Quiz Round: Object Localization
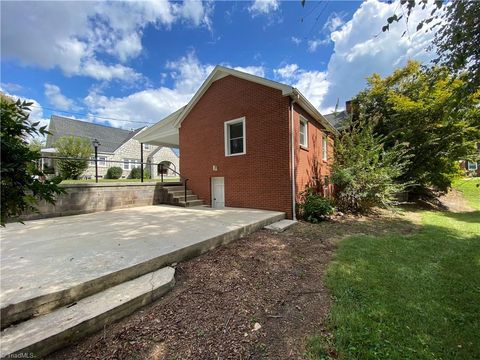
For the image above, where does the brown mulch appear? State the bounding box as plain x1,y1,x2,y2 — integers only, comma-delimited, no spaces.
50,212,417,360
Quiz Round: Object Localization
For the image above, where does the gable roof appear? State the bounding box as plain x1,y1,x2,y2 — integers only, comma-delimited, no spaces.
135,66,339,145
46,115,142,153
172,65,338,134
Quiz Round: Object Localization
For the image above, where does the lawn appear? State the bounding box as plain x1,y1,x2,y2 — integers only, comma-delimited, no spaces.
453,177,480,210
307,179,480,359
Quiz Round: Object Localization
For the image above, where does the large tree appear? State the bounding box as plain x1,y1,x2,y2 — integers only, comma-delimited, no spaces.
55,136,92,180
355,60,480,195
0,94,63,226
382,0,480,94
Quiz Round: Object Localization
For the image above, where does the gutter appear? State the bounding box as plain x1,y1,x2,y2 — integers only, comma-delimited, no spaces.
290,94,299,221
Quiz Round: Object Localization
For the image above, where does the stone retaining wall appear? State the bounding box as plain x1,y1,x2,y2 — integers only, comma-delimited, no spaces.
22,183,168,220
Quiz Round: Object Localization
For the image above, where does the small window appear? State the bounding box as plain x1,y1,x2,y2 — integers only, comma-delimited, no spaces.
225,117,246,156
90,156,107,167
299,117,308,148
123,158,139,170
322,134,328,161
467,161,478,171
144,144,150,150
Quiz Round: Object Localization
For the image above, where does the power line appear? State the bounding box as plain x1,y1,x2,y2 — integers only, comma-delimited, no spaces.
29,105,156,125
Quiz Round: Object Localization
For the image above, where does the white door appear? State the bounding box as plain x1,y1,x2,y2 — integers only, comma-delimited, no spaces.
211,177,225,208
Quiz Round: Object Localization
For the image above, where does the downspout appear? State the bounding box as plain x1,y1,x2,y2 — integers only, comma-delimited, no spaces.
290,93,299,220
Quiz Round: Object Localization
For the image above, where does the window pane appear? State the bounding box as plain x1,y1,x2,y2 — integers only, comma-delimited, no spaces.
229,122,243,139
300,132,305,146
230,138,243,154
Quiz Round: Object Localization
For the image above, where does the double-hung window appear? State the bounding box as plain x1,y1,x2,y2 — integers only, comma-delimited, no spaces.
322,134,328,161
299,117,308,148
90,156,107,167
225,117,246,156
123,158,140,170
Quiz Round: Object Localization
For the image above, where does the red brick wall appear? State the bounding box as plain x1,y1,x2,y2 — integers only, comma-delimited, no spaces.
293,104,334,201
179,75,294,218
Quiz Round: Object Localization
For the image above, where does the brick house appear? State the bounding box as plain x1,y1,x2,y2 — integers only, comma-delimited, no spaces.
43,115,179,179
135,66,338,219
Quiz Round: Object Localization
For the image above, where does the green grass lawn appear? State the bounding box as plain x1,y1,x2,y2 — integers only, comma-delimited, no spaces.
61,177,180,184
453,177,480,210
307,180,480,359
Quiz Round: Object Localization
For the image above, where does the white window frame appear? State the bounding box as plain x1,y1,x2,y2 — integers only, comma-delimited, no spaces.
467,161,478,171
123,158,140,170
299,117,308,148
224,117,246,156
90,156,107,167
322,134,328,161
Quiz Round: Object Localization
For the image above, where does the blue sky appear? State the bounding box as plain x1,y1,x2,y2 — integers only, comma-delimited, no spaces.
1,0,439,131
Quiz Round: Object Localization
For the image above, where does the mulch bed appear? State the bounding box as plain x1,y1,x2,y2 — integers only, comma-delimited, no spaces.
50,213,413,360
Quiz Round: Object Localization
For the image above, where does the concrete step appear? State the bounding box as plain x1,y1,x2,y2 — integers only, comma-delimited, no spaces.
172,194,199,203
177,199,204,207
167,190,194,197
0,267,175,359
163,185,186,191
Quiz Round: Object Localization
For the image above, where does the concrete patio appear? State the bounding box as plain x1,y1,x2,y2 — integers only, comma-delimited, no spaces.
0,205,284,328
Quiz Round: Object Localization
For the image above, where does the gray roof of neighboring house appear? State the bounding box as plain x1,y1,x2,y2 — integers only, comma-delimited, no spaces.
46,115,142,153
323,110,349,130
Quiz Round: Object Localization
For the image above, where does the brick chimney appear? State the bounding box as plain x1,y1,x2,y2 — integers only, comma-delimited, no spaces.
345,100,353,115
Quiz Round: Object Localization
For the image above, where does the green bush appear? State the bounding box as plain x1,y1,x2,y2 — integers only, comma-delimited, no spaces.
106,166,122,179
332,118,411,213
298,188,334,223
130,166,151,179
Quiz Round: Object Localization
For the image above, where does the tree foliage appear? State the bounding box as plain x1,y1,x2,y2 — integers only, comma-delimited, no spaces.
355,60,480,195
332,117,411,213
55,136,92,179
382,0,480,93
0,94,63,226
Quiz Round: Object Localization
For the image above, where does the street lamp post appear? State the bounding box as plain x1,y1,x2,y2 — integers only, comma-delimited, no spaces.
92,139,101,183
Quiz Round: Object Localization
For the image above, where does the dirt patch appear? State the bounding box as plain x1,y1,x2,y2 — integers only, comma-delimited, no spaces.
50,212,417,360
439,189,474,212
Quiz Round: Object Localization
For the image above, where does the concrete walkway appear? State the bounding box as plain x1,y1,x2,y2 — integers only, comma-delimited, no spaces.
0,205,284,326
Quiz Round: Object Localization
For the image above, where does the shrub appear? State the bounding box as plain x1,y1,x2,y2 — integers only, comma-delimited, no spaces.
332,118,411,213
106,166,122,179
130,166,151,179
55,136,91,179
298,188,334,223
0,95,63,225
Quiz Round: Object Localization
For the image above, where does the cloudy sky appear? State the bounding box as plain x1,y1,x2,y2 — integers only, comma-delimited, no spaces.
1,0,439,130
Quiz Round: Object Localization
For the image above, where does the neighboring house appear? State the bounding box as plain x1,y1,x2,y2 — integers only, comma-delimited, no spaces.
460,142,480,177
324,100,354,130
43,115,179,179
135,66,338,219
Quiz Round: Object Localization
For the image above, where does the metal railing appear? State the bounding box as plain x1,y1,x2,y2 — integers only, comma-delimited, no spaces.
38,155,190,203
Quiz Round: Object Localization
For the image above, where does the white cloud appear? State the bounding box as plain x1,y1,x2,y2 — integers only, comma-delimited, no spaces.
232,66,265,77
291,36,302,45
275,64,330,112
0,82,23,93
324,13,346,32
248,0,279,16
44,84,75,111
320,0,443,111
1,1,214,82
84,53,268,129
308,38,330,52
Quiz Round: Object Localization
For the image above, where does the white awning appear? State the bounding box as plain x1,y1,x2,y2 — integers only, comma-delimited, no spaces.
133,107,183,148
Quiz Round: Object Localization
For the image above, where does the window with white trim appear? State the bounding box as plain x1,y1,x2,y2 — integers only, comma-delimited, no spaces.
90,156,107,167
224,117,246,156
322,134,328,161
467,161,478,171
123,158,140,170
299,117,308,148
